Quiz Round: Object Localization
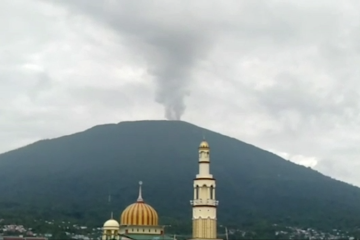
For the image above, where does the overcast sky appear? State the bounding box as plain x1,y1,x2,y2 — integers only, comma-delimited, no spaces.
1,0,360,186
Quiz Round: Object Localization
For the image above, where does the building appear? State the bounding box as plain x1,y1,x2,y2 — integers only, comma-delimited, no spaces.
102,215,120,240
189,141,221,240
102,182,173,240
102,140,222,240
2,237,47,240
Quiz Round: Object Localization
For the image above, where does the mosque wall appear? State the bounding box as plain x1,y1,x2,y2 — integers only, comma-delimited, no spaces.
119,226,164,235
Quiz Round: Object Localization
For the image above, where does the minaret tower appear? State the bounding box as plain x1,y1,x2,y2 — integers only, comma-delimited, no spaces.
190,140,221,240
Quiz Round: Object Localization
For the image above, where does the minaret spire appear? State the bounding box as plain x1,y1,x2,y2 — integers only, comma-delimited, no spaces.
137,181,143,202
108,192,113,220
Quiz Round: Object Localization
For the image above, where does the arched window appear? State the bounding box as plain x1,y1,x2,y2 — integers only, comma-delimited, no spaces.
210,186,214,199
196,185,199,199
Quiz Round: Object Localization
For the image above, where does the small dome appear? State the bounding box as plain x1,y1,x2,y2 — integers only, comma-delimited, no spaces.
199,140,209,149
103,219,119,228
120,181,159,226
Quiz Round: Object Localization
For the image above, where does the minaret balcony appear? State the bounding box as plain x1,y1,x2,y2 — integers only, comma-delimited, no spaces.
190,199,219,206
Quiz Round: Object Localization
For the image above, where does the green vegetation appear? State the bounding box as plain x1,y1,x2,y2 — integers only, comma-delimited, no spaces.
0,120,360,235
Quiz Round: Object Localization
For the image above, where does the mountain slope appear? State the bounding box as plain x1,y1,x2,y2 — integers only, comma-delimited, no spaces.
0,120,359,231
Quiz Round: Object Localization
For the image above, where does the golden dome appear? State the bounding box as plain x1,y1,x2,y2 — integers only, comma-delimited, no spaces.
199,140,209,149
120,181,159,226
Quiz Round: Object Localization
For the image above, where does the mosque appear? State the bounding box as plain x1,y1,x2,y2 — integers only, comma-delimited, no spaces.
101,140,222,240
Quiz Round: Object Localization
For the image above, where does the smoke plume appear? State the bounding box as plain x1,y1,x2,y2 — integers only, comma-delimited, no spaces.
147,31,205,120
48,0,210,120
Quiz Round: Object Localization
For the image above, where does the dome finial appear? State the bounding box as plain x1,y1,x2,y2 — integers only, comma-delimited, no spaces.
110,211,113,219
137,181,143,202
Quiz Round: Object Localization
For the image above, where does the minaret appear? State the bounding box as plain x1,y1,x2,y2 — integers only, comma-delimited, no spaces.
190,140,221,240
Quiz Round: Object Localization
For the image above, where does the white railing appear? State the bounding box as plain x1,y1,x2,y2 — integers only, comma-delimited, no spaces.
190,199,219,206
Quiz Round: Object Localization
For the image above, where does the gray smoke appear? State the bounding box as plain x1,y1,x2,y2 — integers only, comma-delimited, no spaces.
116,24,209,121
146,31,206,120
47,0,211,120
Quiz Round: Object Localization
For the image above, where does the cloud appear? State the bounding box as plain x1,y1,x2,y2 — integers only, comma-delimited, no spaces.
45,0,218,120
1,0,360,186
270,151,319,169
